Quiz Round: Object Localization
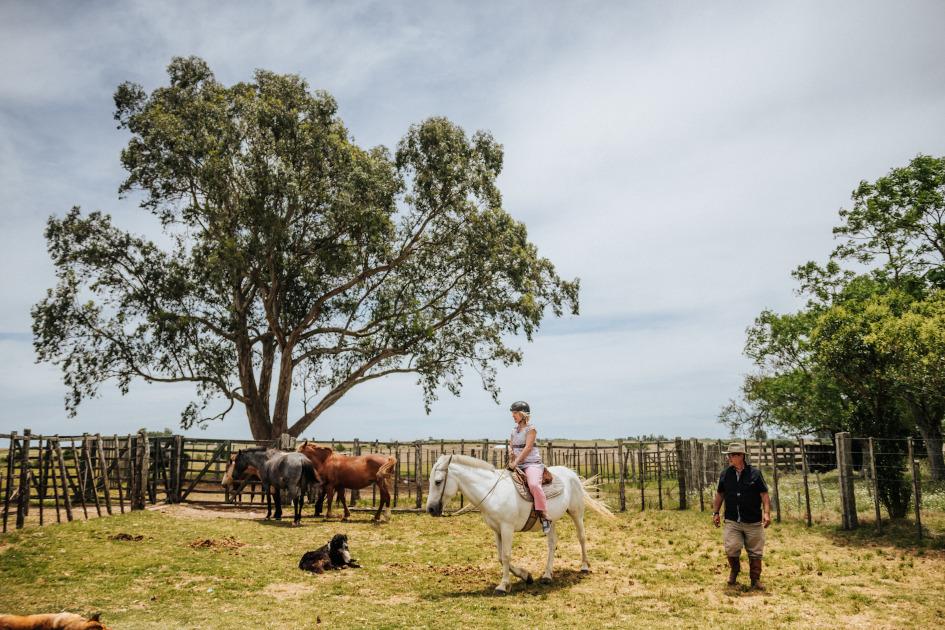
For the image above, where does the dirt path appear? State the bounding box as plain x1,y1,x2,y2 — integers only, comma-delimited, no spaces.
146,503,267,520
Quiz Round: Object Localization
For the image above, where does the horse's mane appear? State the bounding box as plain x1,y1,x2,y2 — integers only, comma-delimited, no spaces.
439,454,496,471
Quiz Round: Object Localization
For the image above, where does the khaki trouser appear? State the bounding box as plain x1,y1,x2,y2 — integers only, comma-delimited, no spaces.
723,520,765,559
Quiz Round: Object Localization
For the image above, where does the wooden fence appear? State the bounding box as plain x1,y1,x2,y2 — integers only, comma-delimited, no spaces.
1,430,938,541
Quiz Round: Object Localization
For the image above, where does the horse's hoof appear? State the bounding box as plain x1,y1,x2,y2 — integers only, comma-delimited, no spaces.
539,577,552,585
493,588,507,596
526,574,534,585
580,568,591,574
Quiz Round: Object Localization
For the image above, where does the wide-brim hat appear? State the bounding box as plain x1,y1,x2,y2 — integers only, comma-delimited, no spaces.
724,442,746,455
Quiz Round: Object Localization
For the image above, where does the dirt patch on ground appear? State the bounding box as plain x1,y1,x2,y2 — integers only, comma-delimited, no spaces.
263,582,310,600
188,536,245,551
110,533,145,541
149,503,266,520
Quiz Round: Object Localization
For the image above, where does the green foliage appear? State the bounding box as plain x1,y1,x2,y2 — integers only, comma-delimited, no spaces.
33,57,579,439
725,154,945,514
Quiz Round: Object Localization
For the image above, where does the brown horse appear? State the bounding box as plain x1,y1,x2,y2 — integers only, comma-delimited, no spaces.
297,442,395,522
221,453,262,505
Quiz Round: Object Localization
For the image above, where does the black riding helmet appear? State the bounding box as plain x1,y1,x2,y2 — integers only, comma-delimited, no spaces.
509,401,530,413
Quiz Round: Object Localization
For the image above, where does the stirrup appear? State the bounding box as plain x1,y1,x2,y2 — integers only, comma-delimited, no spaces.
540,518,551,535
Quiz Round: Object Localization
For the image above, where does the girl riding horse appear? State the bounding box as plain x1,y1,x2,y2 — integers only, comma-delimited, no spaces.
507,400,551,534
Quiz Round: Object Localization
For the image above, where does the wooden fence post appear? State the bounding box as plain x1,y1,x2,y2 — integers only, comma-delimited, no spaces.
82,435,102,517
2,431,16,533
639,441,645,511
836,432,858,530
693,439,705,512
868,437,881,529
414,442,422,510
617,439,626,512
53,437,73,522
908,438,922,541
126,435,136,511
392,442,400,508
656,441,664,510
95,434,113,515
799,438,812,527
47,442,61,523
674,438,687,510
16,429,32,529
170,435,183,503
37,438,47,526
769,440,781,523
112,435,125,513
132,431,144,510
68,438,88,519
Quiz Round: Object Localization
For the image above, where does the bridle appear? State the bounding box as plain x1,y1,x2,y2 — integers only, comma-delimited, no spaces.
434,455,453,512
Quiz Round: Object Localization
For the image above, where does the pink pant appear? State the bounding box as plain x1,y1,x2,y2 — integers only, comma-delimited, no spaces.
523,466,547,512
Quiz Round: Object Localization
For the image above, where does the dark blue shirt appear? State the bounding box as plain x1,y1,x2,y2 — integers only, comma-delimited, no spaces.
717,464,768,523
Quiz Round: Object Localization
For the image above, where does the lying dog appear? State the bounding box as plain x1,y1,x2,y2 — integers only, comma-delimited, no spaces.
298,534,361,574
0,612,109,630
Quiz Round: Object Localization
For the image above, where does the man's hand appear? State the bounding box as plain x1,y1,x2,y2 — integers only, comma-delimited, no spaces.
762,513,771,528
506,461,517,471
712,512,721,528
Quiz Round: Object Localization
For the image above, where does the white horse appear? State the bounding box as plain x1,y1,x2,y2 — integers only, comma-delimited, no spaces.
426,454,614,595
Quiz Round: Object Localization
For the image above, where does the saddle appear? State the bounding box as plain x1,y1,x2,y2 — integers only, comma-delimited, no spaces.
510,468,564,502
510,468,565,532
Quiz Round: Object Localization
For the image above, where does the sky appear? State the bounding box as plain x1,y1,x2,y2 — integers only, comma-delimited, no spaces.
1,1,944,442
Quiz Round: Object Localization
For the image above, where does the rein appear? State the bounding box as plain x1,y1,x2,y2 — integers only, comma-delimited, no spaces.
444,459,508,516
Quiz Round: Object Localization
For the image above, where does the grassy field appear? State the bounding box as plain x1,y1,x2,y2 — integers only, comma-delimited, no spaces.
2,504,944,629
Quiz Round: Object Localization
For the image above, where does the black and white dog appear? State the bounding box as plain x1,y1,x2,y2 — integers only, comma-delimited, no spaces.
299,534,361,573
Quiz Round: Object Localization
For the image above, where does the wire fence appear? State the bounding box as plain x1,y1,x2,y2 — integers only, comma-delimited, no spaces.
1,429,942,542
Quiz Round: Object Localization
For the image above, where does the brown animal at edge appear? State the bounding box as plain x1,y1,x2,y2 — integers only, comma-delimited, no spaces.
0,612,109,630
297,442,395,522
221,453,262,504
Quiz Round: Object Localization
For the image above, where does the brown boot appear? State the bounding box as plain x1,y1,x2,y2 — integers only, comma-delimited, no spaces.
749,557,765,590
726,556,740,586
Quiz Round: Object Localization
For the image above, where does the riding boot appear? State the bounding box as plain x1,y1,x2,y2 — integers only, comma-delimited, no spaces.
749,557,764,590
726,556,740,586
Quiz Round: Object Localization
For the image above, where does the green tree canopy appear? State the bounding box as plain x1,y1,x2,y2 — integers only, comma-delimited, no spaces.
723,155,945,514
32,57,579,440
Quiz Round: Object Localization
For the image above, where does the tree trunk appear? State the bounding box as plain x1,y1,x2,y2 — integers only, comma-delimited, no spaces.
916,422,945,481
270,350,294,438
909,400,945,481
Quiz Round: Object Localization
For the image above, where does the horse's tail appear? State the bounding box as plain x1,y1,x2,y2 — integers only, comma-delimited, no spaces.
301,461,320,493
376,457,396,491
580,475,616,519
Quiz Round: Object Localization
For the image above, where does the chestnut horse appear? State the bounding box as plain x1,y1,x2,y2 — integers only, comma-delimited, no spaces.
297,442,395,522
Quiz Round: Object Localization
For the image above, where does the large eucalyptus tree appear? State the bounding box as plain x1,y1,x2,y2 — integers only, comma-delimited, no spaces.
33,57,579,440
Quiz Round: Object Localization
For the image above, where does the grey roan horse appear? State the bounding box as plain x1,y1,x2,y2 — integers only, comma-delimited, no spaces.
233,448,320,526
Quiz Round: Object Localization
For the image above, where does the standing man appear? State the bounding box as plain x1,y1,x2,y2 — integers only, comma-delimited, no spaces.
712,443,771,589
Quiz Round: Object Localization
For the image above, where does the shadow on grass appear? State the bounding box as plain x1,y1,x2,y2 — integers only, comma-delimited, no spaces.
252,515,388,528
426,567,591,599
821,518,945,551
